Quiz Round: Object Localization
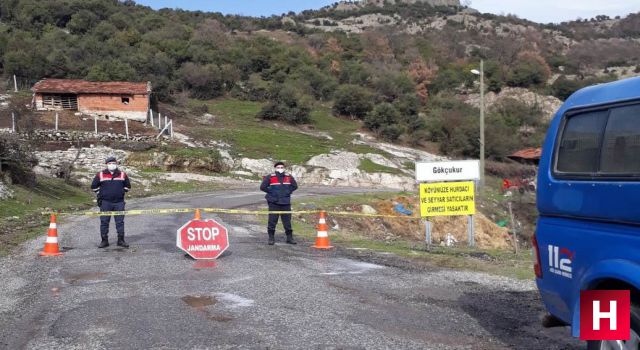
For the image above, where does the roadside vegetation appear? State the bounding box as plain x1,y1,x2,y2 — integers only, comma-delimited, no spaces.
3,0,637,161
276,191,534,280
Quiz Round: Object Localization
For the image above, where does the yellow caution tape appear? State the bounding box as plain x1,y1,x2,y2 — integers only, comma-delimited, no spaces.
43,208,321,217
328,211,422,220
43,208,421,220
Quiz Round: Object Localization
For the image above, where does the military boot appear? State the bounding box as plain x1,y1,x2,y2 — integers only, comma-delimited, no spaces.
98,239,109,248
117,237,129,248
285,231,297,245
268,232,275,245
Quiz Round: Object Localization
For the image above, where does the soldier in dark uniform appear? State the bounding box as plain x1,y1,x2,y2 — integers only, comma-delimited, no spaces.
91,156,131,248
260,161,298,245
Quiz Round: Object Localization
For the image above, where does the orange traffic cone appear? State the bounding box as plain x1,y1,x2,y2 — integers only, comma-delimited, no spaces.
194,209,202,220
312,210,333,249
39,214,63,257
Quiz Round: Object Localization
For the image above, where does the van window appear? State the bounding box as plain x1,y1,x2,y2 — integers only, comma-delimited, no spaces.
556,110,609,173
600,104,640,174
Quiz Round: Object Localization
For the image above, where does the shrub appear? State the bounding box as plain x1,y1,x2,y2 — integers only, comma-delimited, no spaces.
332,84,374,119
550,76,583,100
379,124,403,142
364,103,400,131
177,62,224,99
506,51,551,88
258,85,312,124
0,134,38,186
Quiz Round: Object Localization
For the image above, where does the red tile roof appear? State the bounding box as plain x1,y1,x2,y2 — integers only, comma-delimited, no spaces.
33,79,149,95
509,148,542,160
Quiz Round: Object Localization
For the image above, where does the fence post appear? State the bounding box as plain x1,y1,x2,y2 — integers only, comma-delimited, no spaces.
13,75,18,92
11,112,15,133
158,113,162,130
124,118,129,140
94,116,98,135
508,202,518,255
149,109,153,126
55,112,59,131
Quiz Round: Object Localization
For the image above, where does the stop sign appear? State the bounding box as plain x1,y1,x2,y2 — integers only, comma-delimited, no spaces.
176,219,229,260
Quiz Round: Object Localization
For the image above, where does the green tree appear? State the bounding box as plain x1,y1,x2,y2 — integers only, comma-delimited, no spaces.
258,85,312,124
86,61,137,82
177,62,224,99
364,103,400,131
550,75,583,100
332,84,373,119
506,52,551,88
67,10,98,34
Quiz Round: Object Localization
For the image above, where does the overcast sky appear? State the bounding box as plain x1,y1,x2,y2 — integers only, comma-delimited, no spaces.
135,0,640,23
469,0,640,23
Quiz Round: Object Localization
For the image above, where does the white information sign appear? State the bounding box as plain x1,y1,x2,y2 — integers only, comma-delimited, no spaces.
415,160,480,182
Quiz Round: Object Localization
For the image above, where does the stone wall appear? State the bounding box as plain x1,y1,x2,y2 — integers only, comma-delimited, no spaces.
34,146,129,177
4,130,156,143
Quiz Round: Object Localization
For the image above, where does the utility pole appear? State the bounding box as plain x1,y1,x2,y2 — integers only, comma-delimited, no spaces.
471,60,485,188
479,59,485,188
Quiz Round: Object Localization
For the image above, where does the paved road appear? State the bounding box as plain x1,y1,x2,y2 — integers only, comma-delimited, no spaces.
0,188,582,350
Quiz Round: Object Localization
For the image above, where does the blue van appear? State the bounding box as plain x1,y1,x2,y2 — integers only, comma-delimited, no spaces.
535,76,640,349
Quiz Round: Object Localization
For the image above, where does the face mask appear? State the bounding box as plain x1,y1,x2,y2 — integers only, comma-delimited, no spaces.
276,168,285,174
107,164,118,172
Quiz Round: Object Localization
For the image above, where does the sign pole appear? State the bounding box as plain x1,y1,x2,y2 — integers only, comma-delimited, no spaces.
425,219,432,245
467,215,475,247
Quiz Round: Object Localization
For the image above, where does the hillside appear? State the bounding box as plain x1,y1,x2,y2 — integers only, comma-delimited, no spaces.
1,0,617,250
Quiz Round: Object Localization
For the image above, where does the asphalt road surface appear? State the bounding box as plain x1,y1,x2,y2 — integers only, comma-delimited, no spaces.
0,187,582,350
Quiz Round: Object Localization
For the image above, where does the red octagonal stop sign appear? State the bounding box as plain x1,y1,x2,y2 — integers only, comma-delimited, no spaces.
176,219,229,259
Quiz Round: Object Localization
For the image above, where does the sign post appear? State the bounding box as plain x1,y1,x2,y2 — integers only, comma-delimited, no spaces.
177,219,229,260
416,160,479,247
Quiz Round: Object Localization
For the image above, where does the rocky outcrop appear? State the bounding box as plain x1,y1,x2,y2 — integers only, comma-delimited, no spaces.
131,151,229,173
363,0,460,7
300,151,416,190
240,158,274,175
34,146,128,177
352,133,445,161
464,87,563,121
0,94,9,109
293,165,415,190
0,180,13,200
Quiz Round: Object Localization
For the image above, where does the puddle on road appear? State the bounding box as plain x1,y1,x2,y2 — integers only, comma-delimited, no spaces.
181,295,235,323
64,272,106,285
320,259,385,276
182,295,217,308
